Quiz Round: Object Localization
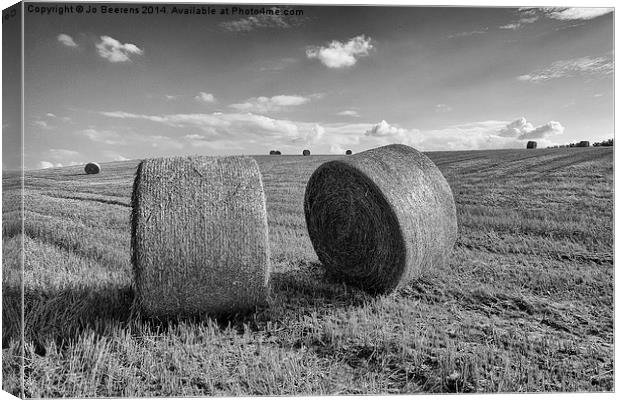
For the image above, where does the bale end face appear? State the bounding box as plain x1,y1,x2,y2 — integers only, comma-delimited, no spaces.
304,144,457,293
131,155,271,318
84,162,101,174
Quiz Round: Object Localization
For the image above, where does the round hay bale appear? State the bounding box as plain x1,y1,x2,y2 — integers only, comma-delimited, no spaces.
131,155,271,318
269,150,277,155
526,141,537,149
345,150,353,155
304,144,457,293
303,149,311,156
84,162,101,174
274,150,282,155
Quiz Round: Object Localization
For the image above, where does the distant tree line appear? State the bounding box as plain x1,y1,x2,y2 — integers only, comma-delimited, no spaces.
547,139,613,149
593,139,614,147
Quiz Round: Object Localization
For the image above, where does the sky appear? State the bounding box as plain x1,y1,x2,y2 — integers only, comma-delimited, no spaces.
3,2,615,170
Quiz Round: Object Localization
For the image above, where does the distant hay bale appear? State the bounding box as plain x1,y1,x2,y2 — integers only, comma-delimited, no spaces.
346,150,353,155
526,141,537,149
84,162,101,174
275,150,282,155
304,144,457,293
131,155,271,318
578,141,590,147
303,149,311,156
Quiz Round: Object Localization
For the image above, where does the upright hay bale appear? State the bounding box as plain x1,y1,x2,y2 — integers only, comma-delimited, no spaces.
131,155,270,317
303,149,311,156
304,144,457,293
526,141,537,149
84,162,101,174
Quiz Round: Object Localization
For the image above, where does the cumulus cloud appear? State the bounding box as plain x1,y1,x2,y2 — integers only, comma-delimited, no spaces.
95,36,143,63
497,117,564,140
546,8,612,21
365,120,412,139
517,56,613,82
306,35,373,68
294,124,325,145
57,33,77,47
195,92,216,103
220,8,291,32
229,95,310,113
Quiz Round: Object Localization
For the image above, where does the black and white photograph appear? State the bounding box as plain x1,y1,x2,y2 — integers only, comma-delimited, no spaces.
1,1,615,397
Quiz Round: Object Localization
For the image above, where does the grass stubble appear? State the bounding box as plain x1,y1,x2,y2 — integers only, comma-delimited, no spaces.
1,147,613,396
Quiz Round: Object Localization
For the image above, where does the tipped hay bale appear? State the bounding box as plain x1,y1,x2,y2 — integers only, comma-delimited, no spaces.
84,162,101,174
345,150,353,155
304,144,457,294
303,149,311,156
131,155,270,317
526,141,537,149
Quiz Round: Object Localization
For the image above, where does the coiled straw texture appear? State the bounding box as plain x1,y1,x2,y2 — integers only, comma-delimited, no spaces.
131,156,270,318
304,144,457,293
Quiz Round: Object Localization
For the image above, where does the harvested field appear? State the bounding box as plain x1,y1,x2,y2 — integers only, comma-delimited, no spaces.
2,147,614,396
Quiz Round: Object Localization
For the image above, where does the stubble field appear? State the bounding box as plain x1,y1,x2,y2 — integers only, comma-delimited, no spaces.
1,147,614,396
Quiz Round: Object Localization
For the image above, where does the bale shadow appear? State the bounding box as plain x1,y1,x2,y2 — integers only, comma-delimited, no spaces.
3,284,134,355
268,260,373,310
3,261,375,348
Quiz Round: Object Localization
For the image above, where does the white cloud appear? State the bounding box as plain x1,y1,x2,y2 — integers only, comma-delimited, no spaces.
518,56,613,82
229,95,311,113
448,28,488,38
33,120,51,129
220,8,291,32
95,36,143,63
499,8,540,30
57,34,77,47
81,128,126,145
434,104,452,113
38,161,60,169
195,92,216,103
38,149,81,169
498,117,564,140
546,8,612,21
48,148,79,158
306,35,373,68
330,143,347,154
101,151,129,161
337,110,360,117
99,107,565,154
